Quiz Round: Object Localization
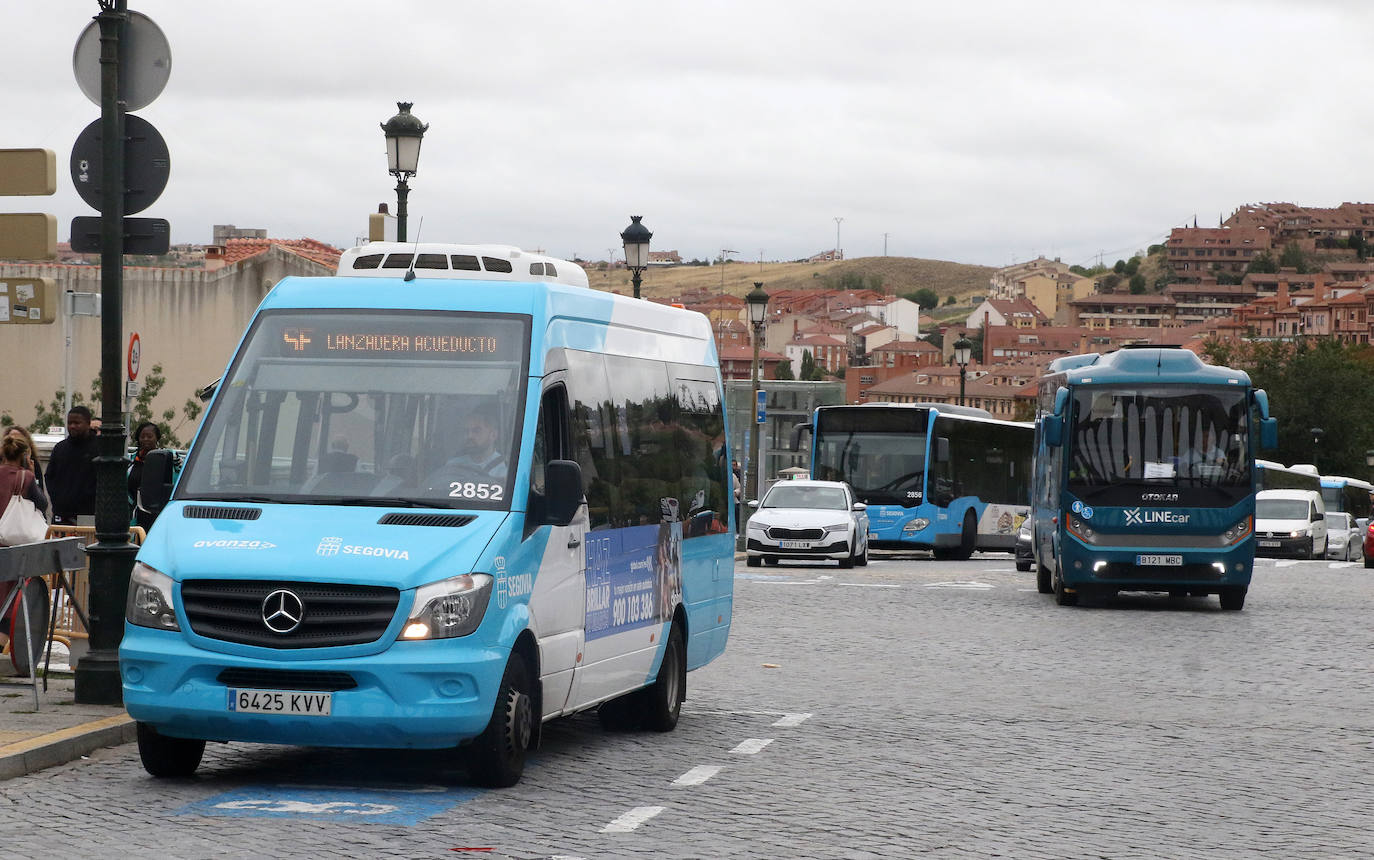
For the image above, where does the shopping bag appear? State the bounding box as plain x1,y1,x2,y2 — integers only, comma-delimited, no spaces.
0,473,48,546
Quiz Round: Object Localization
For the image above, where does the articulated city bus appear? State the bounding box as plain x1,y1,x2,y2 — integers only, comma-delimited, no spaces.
798,402,1032,559
120,243,735,786
1031,345,1277,610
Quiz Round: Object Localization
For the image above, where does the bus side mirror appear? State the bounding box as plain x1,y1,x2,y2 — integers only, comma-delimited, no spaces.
935,437,951,463
1043,416,1064,447
138,449,178,516
1260,417,1277,450
789,422,811,452
543,459,583,527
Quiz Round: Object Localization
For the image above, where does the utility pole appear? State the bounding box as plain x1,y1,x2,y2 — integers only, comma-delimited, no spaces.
883,232,890,256
834,217,844,260
719,248,738,296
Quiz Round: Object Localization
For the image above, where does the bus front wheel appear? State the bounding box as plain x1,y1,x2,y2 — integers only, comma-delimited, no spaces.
1218,587,1246,611
471,655,534,787
950,511,977,561
1053,567,1078,607
641,622,685,732
1036,562,1052,594
136,722,205,778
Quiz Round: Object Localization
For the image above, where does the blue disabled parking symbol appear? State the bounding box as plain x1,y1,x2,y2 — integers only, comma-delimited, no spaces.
177,784,480,826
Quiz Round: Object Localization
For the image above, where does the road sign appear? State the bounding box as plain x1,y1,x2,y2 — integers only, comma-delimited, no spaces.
0,214,57,261
71,115,170,215
127,332,141,380
72,11,171,112
69,216,170,255
0,149,57,260
756,389,767,424
0,149,56,196
0,277,56,324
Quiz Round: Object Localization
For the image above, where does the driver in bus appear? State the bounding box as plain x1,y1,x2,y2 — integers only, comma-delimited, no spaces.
425,412,508,491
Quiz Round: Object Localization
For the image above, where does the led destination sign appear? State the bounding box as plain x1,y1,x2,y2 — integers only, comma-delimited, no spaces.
266,313,526,361
284,330,500,354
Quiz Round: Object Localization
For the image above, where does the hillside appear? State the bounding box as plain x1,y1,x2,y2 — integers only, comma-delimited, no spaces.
589,255,996,306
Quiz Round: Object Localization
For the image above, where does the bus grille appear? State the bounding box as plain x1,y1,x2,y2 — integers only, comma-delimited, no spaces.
767,527,825,541
181,579,400,649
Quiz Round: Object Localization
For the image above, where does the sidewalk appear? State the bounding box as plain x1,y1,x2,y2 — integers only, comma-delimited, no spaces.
0,662,135,780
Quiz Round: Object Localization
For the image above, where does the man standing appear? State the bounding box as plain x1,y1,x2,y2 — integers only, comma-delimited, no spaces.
46,405,99,525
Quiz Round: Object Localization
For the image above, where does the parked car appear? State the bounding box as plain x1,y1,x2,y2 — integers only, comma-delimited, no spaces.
1365,521,1374,569
745,479,868,568
1323,511,1362,561
1015,518,1033,572
1255,489,1327,559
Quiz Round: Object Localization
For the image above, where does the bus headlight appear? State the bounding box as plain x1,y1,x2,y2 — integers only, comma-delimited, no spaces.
1221,517,1252,545
400,573,492,640
126,562,180,631
903,518,930,533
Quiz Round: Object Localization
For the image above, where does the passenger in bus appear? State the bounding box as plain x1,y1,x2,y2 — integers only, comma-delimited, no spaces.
318,437,358,473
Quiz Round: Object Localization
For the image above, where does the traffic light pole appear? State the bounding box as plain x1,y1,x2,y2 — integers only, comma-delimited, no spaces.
75,0,136,705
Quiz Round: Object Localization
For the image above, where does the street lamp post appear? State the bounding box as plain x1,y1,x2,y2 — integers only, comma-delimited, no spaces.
380,102,428,243
620,216,652,299
745,282,771,515
1311,427,1324,473
953,334,973,407
1365,449,1374,481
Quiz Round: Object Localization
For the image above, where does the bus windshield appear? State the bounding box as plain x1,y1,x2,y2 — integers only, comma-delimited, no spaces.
813,408,928,506
1068,385,1251,505
177,310,530,510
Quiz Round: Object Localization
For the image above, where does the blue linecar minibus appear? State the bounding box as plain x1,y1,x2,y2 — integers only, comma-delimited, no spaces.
120,243,736,786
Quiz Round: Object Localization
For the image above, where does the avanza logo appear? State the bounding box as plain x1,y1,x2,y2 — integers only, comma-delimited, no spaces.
1124,508,1190,526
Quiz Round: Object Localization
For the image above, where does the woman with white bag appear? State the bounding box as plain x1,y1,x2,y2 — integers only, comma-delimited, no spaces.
0,434,49,546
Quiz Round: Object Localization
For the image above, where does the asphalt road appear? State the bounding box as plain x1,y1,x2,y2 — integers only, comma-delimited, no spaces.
1,553,1370,859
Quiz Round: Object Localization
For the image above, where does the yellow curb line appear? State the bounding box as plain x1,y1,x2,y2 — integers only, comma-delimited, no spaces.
0,713,133,757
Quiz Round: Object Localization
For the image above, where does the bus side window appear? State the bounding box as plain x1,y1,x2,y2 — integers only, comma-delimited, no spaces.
526,384,571,539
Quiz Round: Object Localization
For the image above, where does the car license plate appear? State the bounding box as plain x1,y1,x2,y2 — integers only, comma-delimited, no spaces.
1137,554,1183,566
779,539,811,549
1258,540,1280,548
228,688,332,716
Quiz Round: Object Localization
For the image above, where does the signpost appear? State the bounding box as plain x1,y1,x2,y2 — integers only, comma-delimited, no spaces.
69,1,173,706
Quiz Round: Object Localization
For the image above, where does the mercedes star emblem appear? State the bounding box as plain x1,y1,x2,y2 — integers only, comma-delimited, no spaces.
261,589,305,634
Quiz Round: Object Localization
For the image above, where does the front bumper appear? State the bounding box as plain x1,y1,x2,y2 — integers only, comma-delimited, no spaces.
1255,535,1314,558
1059,535,1254,592
120,625,506,748
746,536,849,560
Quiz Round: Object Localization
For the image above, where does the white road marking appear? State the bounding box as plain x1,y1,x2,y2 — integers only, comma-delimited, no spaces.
731,738,774,754
601,806,666,833
772,713,812,728
672,765,722,786
837,582,900,588
924,581,995,589
1274,560,1302,568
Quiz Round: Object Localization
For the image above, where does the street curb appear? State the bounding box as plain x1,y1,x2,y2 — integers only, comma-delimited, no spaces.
0,714,136,780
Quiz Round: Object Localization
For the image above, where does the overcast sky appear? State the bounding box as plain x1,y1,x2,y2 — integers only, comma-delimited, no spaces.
3,0,1370,268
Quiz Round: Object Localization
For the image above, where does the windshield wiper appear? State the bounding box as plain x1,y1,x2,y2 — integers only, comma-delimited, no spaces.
184,494,277,503
321,496,434,508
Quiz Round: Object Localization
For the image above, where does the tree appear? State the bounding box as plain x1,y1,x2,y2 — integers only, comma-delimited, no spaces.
772,359,795,380
1129,273,1146,294
944,295,957,306
1246,251,1277,275
1279,241,1309,274
1123,256,1141,277
1099,273,1122,292
1113,259,1127,274
14,363,202,447
1350,234,1366,260
904,288,939,309
1201,338,1374,475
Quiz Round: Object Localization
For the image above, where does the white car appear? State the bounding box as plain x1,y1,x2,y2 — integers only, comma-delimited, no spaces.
1324,511,1363,561
745,479,869,568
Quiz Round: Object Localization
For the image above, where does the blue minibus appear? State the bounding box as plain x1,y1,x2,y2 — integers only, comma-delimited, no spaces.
1031,345,1277,610
120,243,735,785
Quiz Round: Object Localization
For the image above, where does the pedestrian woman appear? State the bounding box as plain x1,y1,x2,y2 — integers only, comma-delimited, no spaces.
3,426,45,496
0,433,49,524
128,421,162,533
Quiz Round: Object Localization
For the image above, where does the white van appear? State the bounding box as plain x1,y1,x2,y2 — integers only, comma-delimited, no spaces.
1255,489,1326,558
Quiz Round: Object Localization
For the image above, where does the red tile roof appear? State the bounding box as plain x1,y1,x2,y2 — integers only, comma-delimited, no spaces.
223,237,342,268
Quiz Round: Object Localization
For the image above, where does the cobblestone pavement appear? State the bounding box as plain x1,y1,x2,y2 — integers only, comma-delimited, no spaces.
0,554,1371,858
